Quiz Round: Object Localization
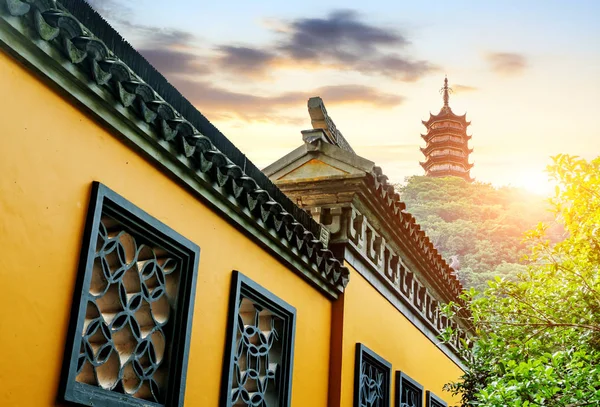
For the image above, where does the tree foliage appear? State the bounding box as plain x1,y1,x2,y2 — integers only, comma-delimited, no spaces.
398,176,560,291
443,155,600,406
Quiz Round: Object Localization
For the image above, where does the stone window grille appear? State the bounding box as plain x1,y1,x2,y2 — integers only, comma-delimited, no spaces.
61,182,200,407
221,271,297,407
354,344,392,407
396,371,423,407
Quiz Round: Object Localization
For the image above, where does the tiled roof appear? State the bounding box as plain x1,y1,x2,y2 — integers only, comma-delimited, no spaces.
422,107,471,127
365,166,465,301
2,0,349,292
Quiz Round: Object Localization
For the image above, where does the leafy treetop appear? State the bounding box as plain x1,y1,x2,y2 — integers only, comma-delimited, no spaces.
398,175,562,291
442,155,600,406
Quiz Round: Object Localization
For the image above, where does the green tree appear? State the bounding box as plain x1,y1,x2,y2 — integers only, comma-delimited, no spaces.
398,176,560,291
444,155,600,406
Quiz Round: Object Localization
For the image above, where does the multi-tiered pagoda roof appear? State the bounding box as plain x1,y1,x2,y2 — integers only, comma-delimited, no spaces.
420,77,474,182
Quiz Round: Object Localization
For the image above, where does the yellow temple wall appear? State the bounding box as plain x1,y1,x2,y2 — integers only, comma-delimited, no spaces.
335,266,463,406
0,31,464,406
0,49,333,406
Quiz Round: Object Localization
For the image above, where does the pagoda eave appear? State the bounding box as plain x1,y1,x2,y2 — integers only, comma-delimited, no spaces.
421,162,474,173
421,155,472,167
420,77,474,182
422,126,470,138
422,109,470,128
421,142,472,156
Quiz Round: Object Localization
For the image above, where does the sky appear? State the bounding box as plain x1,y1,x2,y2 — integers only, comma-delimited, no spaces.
88,0,600,195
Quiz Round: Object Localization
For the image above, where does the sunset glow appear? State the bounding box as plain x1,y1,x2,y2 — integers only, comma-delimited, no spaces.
88,0,600,195
511,170,555,196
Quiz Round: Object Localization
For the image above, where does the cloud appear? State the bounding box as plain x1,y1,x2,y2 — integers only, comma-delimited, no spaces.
90,4,434,82
215,46,278,76
486,52,528,76
139,48,211,76
87,4,408,124
453,84,478,93
314,85,404,107
213,10,435,80
169,78,404,123
133,29,210,77
87,0,210,77
280,10,405,60
280,10,436,80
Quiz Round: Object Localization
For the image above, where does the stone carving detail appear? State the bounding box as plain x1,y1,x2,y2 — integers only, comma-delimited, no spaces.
396,372,423,407
232,298,280,406
75,217,177,403
325,205,467,354
359,363,385,406
224,272,296,407
308,96,355,154
400,387,421,407
62,183,199,407
354,344,391,407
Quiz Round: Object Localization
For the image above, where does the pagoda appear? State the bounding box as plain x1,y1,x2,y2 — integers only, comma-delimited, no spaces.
420,77,473,182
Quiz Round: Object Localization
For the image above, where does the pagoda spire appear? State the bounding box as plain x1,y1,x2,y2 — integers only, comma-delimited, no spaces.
440,75,452,109
420,76,474,182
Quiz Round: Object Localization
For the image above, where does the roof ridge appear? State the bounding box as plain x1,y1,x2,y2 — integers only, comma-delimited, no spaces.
2,0,349,292
366,166,465,300
57,0,321,238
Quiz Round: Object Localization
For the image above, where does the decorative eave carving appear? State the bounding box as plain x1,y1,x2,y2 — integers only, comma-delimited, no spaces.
0,0,349,295
265,139,471,357
269,145,465,301
422,125,471,138
363,168,464,299
308,96,355,154
421,141,472,156
422,110,471,128
420,155,474,170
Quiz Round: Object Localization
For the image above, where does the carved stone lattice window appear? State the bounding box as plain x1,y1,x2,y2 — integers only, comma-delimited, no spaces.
62,182,200,407
354,344,392,407
396,372,424,407
426,391,447,407
222,271,296,407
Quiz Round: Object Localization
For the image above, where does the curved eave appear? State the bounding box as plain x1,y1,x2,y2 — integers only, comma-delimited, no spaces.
421,155,473,169
365,170,466,299
422,126,470,138
421,162,474,173
421,141,472,156
422,109,470,128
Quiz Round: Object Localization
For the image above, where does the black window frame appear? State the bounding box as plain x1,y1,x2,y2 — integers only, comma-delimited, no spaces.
426,390,447,407
221,270,297,407
60,181,200,407
395,371,424,407
354,343,392,407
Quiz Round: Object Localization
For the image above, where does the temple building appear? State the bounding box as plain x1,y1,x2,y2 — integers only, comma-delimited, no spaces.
265,97,470,405
420,77,474,182
0,2,467,406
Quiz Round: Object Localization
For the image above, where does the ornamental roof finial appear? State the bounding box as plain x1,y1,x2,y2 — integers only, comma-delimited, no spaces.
440,75,453,109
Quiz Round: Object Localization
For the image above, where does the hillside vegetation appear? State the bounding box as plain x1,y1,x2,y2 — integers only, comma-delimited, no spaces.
398,176,562,291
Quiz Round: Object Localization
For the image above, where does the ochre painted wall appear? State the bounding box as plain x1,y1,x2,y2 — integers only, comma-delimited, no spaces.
338,267,463,406
0,49,332,406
